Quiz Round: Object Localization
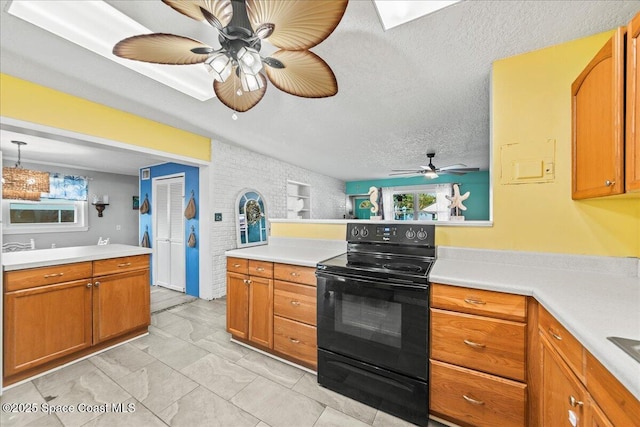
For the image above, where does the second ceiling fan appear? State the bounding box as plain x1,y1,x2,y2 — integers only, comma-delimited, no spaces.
390,152,479,178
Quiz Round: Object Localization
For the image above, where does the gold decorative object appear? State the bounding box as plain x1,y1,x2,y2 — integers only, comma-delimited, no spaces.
2,141,50,200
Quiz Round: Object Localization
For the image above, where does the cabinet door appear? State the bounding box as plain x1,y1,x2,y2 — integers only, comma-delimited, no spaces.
627,13,640,192
4,280,92,376
248,276,273,349
227,272,249,339
571,27,626,199
541,337,588,426
588,399,614,427
92,269,150,344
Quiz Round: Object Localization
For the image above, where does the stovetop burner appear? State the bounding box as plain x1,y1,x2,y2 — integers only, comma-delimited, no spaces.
317,223,436,285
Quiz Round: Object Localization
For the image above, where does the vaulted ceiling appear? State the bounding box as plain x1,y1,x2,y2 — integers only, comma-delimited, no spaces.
1,1,638,180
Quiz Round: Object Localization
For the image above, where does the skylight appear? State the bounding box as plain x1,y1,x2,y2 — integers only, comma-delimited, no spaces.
7,0,214,101
373,0,461,31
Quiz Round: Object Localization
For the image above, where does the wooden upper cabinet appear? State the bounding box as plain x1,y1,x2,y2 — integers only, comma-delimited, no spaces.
572,27,626,199
627,13,640,192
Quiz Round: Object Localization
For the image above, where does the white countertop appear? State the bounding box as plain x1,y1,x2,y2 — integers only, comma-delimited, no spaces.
2,244,152,271
430,246,640,401
225,237,346,267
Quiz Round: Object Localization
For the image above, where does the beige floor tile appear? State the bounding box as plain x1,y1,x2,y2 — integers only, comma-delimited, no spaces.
180,353,257,400
0,382,52,427
157,386,258,427
235,349,305,389
313,406,371,427
191,330,250,363
89,343,156,381
292,373,377,424
230,376,324,427
114,360,198,414
81,398,166,427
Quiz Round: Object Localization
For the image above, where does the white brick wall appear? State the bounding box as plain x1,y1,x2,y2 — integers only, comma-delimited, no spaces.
208,140,346,298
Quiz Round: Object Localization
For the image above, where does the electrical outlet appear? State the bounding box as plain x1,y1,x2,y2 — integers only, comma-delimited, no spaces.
214,213,222,221
116,224,121,230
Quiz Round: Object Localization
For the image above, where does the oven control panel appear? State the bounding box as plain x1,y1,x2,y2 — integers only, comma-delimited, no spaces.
347,223,434,246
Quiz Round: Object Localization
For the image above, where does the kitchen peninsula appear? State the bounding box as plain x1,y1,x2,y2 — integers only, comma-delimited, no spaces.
2,244,152,387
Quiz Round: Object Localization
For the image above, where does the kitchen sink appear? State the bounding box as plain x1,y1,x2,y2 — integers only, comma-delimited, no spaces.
607,336,640,363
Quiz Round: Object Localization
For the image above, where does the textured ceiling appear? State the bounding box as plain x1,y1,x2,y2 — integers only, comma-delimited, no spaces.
1,1,638,180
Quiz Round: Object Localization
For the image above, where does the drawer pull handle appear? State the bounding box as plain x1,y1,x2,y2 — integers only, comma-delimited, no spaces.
290,272,299,277
464,298,486,305
462,395,484,405
256,267,265,272
290,338,300,344
568,396,584,408
463,339,486,349
44,273,64,279
233,263,241,268
290,300,301,306
118,262,132,267
548,328,563,341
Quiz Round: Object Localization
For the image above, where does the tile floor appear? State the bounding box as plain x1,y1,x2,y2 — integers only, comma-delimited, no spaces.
1,289,447,427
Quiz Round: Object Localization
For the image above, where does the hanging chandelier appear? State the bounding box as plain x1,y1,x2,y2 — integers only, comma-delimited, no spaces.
2,141,50,201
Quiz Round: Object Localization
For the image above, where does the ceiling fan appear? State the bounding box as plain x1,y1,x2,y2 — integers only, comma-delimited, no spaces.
390,152,480,178
113,0,348,115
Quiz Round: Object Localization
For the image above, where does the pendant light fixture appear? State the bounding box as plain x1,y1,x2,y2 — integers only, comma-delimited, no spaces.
2,141,50,201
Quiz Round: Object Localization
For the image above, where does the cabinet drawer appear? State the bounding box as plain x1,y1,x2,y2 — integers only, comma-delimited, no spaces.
430,359,527,427
274,281,316,326
248,260,273,278
93,255,149,276
227,257,248,274
431,283,526,322
274,263,316,286
431,309,526,382
4,262,93,292
538,306,584,381
274,315,317,369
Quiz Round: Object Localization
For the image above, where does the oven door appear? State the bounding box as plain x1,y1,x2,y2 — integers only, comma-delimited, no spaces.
316,271,428,380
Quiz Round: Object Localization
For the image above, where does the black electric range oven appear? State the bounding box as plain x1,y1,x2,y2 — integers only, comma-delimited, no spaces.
316,223,435,426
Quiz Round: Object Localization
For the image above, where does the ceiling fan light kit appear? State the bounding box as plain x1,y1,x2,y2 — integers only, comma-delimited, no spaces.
112,0,348,115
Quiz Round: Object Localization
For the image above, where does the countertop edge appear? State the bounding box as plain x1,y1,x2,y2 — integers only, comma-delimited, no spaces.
3,245,153,271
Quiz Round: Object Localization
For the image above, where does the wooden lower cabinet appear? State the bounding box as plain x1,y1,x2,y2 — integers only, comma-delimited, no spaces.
430,360,526,427
430,283,528,426
226,257,317,369
4,279,93,377
541,337,589,426
226,267,274,349
3,255,151,385
92,268,150,344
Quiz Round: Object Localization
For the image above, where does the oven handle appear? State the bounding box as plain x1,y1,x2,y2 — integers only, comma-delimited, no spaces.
316,271,427,291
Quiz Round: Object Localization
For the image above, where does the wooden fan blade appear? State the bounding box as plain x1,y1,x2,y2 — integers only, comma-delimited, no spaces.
214,70,267,112
113,34,212,64
162,0,233,28
265,50,337,98
246,0,347,50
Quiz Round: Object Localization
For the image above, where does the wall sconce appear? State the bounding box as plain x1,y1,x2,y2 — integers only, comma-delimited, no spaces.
91,194,109,217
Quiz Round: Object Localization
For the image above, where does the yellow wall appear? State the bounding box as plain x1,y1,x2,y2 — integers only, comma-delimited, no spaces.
0,74,210,161
273,31,640,258
270,222,346,240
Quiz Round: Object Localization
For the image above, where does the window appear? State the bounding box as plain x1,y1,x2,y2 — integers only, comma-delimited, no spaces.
2,173,90,234
383,184,453,221
3,199,88,234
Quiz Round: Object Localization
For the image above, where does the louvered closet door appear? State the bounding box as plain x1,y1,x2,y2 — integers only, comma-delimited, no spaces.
153,176,185,292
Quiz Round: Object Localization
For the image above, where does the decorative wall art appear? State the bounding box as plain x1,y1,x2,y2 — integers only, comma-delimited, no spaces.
445,184,470,221
236,189,268,247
